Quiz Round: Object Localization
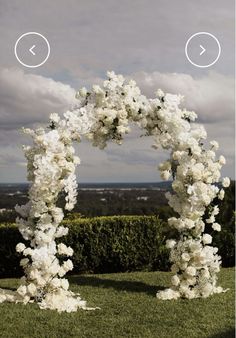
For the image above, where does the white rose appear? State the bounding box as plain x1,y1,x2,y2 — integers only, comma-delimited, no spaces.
156,288,180,300
49,262,60,275
185,266,196,276
202,234,212,245
57,243,67,255
210,140,219,150
171,275,180,286
50,278,61,289
184,219,195,229
166,240,176,249
16,243,26,253
172,151,185,161
27,283,37,296
55,226,69,238
49,113,60,124
218,189,225,200
58,267,66,277
23,248,33,256
20,258,29,267
212,206,219,216
17,285,27,297
156,89,164,97
222,177,230,188
57,243,74,256
63,259,73,272
206,216,215,224
201,269,210,279
201,283,213,297
160,170,171,181
218,155,226,165
61,279,69,290
159,161,171,171
78,87,87,97
181,253,190,261
212,223,221,232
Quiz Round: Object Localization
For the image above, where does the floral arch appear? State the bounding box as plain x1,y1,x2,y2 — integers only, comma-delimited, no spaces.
0,72,230,312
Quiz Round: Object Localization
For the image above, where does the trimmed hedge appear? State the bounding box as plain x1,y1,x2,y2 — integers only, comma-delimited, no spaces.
0,216,170,277
0,223,23,277
0,213,234,277
63,216,170,274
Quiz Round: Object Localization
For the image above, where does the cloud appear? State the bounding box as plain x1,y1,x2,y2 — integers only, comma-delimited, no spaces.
0,0,234,81
0,68,234,182
0,151,25,167
104,127,166,166
94,69,233,175
0,1,234,182
0,67,78,181
0,67,76,130
132,71,234,124
128,71,234,179
75,138,163,183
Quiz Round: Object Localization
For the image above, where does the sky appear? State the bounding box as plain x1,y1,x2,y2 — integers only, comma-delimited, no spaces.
0,0,234,183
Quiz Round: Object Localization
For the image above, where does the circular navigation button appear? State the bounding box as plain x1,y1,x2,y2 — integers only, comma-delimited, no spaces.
185,32,221,68
14,32,50,68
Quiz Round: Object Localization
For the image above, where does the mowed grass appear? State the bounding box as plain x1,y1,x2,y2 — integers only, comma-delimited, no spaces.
0,268,234,338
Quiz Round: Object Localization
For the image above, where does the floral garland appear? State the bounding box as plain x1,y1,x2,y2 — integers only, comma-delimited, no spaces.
0,72,230,312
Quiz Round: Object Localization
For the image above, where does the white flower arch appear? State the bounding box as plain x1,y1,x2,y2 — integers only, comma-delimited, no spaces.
0,72,230,312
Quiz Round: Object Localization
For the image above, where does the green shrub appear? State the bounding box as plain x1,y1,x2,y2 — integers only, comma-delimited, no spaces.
0,216,170,277
0,211,234,277
63,216,170,274
213,182,235,267
0,223,24,277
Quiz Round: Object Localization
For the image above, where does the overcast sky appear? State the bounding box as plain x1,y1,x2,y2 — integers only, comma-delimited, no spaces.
0,0,234,183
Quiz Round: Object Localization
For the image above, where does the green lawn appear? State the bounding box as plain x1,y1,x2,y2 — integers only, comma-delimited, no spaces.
0,268,234,338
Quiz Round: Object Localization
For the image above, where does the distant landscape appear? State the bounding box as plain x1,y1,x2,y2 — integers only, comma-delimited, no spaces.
0,182,174,222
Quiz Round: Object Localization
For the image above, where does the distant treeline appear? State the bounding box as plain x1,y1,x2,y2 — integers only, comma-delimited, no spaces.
0,187,172,222
0,181,234,227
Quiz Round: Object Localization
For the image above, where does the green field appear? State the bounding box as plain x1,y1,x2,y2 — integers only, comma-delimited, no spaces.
0,268,234,338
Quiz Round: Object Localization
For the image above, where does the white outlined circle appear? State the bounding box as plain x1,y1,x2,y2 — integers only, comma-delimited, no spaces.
14,32,50,68
185,32,221,68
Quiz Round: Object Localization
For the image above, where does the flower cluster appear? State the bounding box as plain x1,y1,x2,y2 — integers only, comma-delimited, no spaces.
0,72,228,310
75,71,151,148
11,125,89,312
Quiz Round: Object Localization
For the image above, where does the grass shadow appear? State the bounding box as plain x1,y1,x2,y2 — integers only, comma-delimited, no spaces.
69,275,165,296
209,328,235,338
0,286,16,292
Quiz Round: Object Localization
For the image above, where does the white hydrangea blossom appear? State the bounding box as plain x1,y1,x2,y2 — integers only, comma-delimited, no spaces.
222,177,230,188
0,72,229,310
